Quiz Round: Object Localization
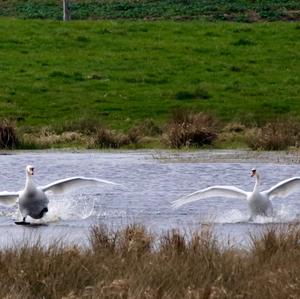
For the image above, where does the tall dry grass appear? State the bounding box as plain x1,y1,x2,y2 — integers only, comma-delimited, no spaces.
1,223,300,298
164,109,218,148
245,119,300,150
0,120,19,149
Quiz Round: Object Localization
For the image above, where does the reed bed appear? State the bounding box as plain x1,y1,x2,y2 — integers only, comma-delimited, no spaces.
0,120,19,149
2,223,300,298
164,110,218,149
4,112,300,150
245,119,300,150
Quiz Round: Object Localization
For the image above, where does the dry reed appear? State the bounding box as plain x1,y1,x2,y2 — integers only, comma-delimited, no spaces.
245,119,300,150
0,223,300,298
0,120,18,149
165,109,218,148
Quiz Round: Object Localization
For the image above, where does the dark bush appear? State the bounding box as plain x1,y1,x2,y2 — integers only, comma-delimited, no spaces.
165,109,217,148
94,127,129,148
0,120,18,149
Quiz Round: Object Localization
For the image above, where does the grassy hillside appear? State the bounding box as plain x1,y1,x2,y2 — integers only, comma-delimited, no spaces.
1,18,300,128
1,0,300,21
0,18,299,148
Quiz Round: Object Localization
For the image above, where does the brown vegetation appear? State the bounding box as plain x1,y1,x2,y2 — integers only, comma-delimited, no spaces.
164,110,218,148
21,128,88,148
245,119,300,150
5,114,300,150
0,120,19,149
2,223,300,298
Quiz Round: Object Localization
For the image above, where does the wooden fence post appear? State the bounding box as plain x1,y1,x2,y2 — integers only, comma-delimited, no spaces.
63,0,71,21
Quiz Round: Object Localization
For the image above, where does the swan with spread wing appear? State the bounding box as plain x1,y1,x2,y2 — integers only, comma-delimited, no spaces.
0,165,120,224
172,168,300,220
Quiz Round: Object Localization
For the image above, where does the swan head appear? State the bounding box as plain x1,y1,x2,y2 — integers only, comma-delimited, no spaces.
251,168,256,177
26,165,34,176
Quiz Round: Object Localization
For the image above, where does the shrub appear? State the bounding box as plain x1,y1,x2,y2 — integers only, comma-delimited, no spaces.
93,127,129,148
0,120,18,149
133,119,161,136
165,109,217,148
245,119,300,150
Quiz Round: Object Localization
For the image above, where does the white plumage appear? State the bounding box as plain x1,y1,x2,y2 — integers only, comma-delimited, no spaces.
0,165,120,223
172,168,300,220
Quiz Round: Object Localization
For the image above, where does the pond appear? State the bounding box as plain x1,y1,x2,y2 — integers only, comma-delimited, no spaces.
1,149,300,248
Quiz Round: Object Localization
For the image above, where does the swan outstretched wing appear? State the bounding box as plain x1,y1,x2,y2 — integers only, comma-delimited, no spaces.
40,177,121,194
264,177,300,200
0,191,19,206
172,186,248,209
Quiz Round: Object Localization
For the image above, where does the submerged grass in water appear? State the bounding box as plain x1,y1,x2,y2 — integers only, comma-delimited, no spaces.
2,223,300,298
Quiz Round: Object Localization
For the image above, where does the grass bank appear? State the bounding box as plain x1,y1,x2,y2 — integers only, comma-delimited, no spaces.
2,223,300,298
0,18,300,148
1,0,300,21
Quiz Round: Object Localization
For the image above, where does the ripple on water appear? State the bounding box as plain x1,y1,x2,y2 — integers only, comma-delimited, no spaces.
0,150,299,247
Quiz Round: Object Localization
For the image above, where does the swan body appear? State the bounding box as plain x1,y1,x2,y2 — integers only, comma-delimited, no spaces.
0,165,120,223
172,169,300,220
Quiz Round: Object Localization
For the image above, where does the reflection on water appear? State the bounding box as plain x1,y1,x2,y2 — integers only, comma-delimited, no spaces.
0,150,300,247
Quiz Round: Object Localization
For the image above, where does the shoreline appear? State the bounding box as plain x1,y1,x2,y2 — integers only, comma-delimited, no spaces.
2,148,300,164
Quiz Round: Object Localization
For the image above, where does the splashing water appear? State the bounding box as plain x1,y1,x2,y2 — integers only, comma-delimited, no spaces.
46,195,95,222
214,209,248,224
210,204,300,225
1,150,300,248
11,195,96,224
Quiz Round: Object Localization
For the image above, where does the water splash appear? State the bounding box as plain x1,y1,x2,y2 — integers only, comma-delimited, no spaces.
214,209,248,224
204,205,300,225
9,195,95,224
46,195,95,222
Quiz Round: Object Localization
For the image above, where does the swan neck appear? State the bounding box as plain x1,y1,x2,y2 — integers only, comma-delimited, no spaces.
25,173,34,188
253,173,260,192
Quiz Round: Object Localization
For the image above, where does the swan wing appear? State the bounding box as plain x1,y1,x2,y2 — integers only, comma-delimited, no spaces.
0,191,19,206
40,177,120,194
264,177,300,200
172,186,248,209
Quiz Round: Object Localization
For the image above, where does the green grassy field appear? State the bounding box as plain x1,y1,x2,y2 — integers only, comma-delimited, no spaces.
0,18,299,135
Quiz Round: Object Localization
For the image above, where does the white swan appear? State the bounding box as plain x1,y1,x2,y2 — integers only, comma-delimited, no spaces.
172,168,300,220
0,165,120,224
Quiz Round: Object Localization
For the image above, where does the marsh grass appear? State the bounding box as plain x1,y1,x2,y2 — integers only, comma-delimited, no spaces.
165,109,218,148
0,120,18,149
245,119,300,150
2,223,300,298
20,128,88,149
92,127,130,148
14,115,300,150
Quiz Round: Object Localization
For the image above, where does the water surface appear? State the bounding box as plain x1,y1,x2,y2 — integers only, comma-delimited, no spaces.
1,150,300,247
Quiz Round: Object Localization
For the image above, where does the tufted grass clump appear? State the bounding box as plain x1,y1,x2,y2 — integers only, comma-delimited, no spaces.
92,127,130,148
245,119,300,150
165,109,218,148
0,120,19,149
1,223,300,297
